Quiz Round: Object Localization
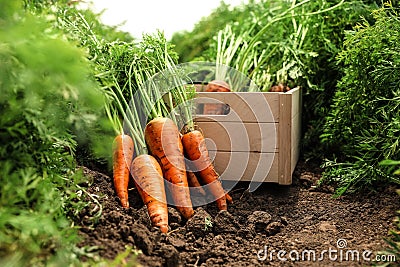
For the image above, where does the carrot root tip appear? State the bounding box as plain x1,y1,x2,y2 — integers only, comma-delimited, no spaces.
159,225,169,233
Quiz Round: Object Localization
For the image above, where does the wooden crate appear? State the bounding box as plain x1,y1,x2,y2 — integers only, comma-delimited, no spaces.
193,87,301,185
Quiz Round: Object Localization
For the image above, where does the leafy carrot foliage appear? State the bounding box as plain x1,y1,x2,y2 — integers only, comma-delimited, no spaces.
321,4,400,195
0,0,108,265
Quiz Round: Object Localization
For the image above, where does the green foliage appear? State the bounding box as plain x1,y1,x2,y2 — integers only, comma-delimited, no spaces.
381,160,400,176
0,0,108,265
321,4,400,195
204,216,213,231
54,6,178,122
78,245,139,267
101,32,179,103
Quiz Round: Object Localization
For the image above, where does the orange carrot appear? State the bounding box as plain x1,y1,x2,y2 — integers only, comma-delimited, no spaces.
203,80,231,115
181,129,229,210
225,192,233,204
184,152,206,197
145,117,194,219
186,170,206,197
131,154,168,233
112,134,134,208
205,80,231,92
269,83,291,92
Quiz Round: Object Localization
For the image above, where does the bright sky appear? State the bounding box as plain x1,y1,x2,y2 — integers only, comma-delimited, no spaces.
80,0,247,39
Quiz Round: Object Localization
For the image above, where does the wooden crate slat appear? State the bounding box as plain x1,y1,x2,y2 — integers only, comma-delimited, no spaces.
194,92,280,123
195,120,278,153
291,113,301,174
278,92,293,185
209,151,279,183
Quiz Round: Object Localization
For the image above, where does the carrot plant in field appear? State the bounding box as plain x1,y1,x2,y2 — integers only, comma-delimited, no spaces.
321,4,400,196
0,0,112,265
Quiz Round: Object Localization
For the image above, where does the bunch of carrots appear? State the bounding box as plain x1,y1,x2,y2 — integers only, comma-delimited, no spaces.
106,34,232,233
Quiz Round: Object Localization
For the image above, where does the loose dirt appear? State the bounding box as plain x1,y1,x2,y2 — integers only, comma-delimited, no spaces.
76,161,399,266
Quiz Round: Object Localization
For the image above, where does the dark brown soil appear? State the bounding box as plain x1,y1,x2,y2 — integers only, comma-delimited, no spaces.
76,161,399,266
